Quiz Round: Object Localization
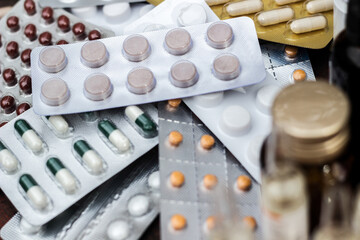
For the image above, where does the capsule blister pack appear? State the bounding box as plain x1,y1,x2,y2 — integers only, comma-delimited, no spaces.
0,0,114,125
38,0,144,8
1,150,160,240
0,104,158,226
184,42,315,182
158,102,262,240
124,0,220,34
30,17,265,116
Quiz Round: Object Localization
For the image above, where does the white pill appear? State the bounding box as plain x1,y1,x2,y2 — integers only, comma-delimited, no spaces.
193,92,224,108
27,186,48,210
83,150,104,174
128,195,150,217
148,171,160,190
256,85,281,115
226,0,263,17
139,4,155,17
71,6,97,19
20,217,41,234
306,0,333,14
109,130,131,152
0,149,18,173
247,135,266,167
257,7,294,26
176,4,207,26
107,220,130,240
103,3,131,24
290,15,327,34
275,0,302,5
56,169,77,194
219,105,251,136
206,0,230,6
22,130,43,153
47,115,69,135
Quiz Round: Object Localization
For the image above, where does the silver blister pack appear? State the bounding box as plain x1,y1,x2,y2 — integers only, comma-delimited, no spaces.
1,150,159,240
0,0,114,124
31,17,266,116
38,0,144,8
158,102,261,240
184,42,315,182
0,104,158,226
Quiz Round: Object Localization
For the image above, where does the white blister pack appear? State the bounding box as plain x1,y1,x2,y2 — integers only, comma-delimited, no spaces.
0,0,114,125
30,17,265,116
0,104,158,226
1,151,160,240
38,0,144,8
158,102,262,240
124,0,219,34
184,43,315,182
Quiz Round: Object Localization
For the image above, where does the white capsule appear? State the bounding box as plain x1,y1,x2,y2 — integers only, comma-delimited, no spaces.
206,0,230,6
275,0,302,5
55,169,77,194
148,171,160,190
226,0,263,16
257,7,294,26
27,186,48,210
290,15,327,34
128,195,150,217
22,130,43,153
0,149,18,173
82,150,104,174
20,217,41,234
107,220,130,240
48,116,69,135
109,130,131,152
306,0,333,14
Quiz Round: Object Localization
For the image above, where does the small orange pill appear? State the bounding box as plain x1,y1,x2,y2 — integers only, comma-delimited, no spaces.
237,175,252,191
171,214,187,230
292,69,307,83
168,131,183,147
206,216,217,230
203,174,218,190
243,216,257,230
170,171,185,188
168,99,182,108
284,45,298,58
200,135,215,150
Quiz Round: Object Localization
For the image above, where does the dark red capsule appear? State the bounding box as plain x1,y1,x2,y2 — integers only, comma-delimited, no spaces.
19,76,32,95
0,96,16,114
16,103,31,115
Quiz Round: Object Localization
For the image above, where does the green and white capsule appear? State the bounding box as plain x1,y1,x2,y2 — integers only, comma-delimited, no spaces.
19,174,48,210
46,115,69,135
46,157,77,194
73,140,104,174
0,141,19,173
15,120,44,153
125,106,157,138
98,120,131,153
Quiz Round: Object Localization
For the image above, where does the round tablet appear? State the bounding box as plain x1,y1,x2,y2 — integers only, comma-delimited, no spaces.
168,131,183,147
103,2,131,23
107,220,130,240
193,92,224,108
213,53,240,80
122,34,151,62
71,6,97,19
176,3,207,26
284,45,298,58
127,195,150,217
126,67,156,94
148,171,160,190
247,135,266,167
168,99,182,108
219,105,251,136
39,46,67,73
200,135,215,150
84,73,113,101
164,28,192,55
206,22,234,49
256,85,281,115
170,60,198,88
291,69,307,83
41,78,70,106
171,214,187,231
243,216,257,230
205,216,216,231
80,41,109,68
237,175,252,191
203,174,218,190
170,171,185,188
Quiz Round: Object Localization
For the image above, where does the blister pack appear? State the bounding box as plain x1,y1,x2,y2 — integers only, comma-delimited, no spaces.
0,104,158,226
124,0,219,34
1,149,160,240
0,0,114,125
38,0,144,8
184,42,315,182
30,17,265,116
158,102,262,240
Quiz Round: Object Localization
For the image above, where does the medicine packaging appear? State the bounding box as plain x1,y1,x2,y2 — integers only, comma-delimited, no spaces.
0,0,114,125
184,42,315,182
124,0,219,34
0,104,158,226
1,151,160,240
158,102,262,240
31,17,265,116
38,0,144,8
